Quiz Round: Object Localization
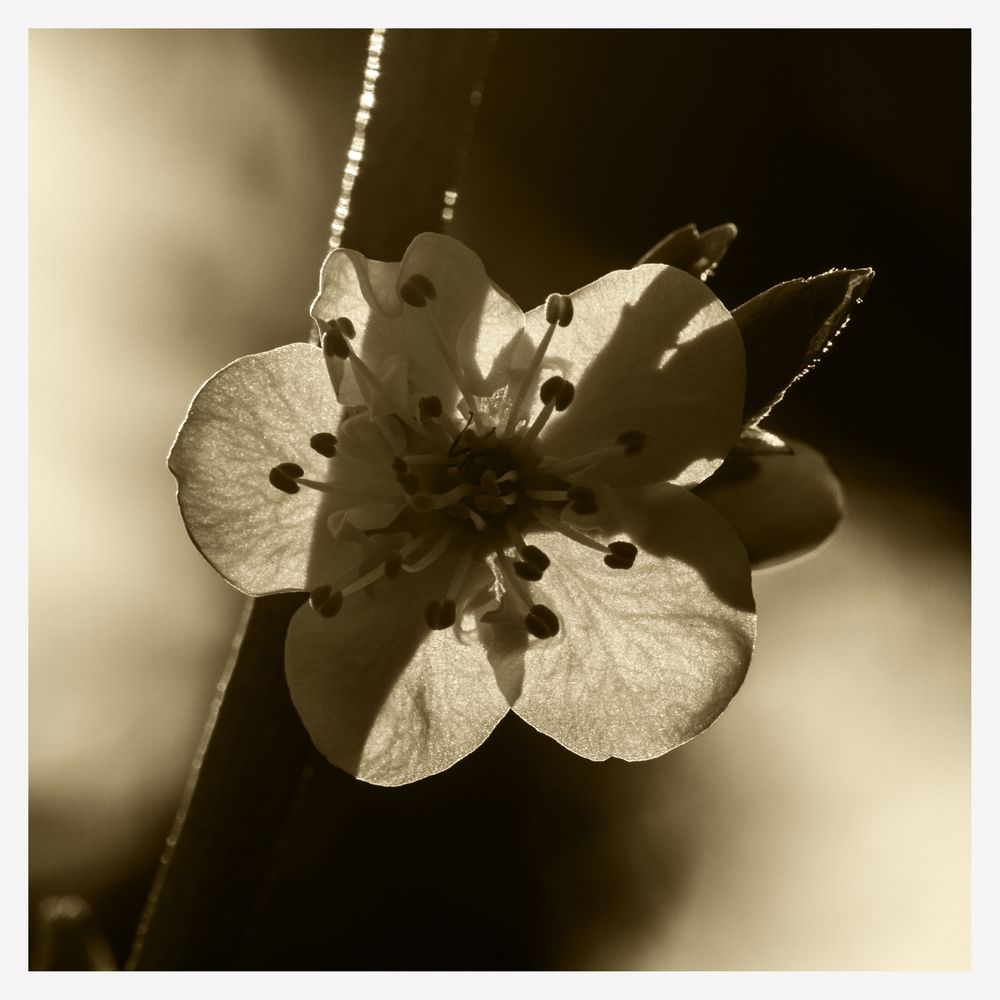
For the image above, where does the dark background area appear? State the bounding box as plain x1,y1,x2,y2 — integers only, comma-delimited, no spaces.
30,28,970,970
262,28,970,506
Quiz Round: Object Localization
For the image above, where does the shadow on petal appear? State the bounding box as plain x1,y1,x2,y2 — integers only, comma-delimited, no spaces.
694,438,845,568
540,265,745,488
615,483,756,614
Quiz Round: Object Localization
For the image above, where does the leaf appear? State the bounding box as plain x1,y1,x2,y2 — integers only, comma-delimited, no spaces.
735,267,874,423
635,222,738,280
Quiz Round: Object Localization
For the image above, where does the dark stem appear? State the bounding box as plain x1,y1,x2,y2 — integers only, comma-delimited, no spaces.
127,28,498,970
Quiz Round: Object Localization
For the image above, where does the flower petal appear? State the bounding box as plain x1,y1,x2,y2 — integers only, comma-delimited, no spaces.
508,485,755,762
694,437,845,568
310,232,524,408
535,264,745,488
285,554,509,786
168,343,340,595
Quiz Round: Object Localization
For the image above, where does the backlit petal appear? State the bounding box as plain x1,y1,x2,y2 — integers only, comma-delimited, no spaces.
694,438,845,568
311,233,524,409
535,264,745,488
286,554,509,786
510,485,755,761
168,343,339,595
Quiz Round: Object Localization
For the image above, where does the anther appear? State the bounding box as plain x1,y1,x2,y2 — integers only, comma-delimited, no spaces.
525,603,560,639
384,553,404,579
539,375,566,406
397,472,420,495
424,598,456,630
603,541,638,570
522,545,550,571
400,278,429,308
309,584,331,610
617,430,647,456
566,485,598,515
335,316,356,340
322,329,350,360
419,395,443,419
269,466,301,494
408,273,437,300
310,433,338,458
276,462,304,478
514,561,544,582
309,585,344,618
539,376,574,412
545,293,574,327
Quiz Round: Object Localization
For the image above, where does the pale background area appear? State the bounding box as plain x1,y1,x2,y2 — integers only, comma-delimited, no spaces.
29,30,969,968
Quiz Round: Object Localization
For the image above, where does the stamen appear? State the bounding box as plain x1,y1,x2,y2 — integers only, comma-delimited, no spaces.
400,274,484,430
402,527,457,573
310,433,338,458
523,376,575,444
418,395,443,419
617,430,647,456
269,465,302,494
546,293,574,328
425,599,456,630
566,485,598,515
321,329,350,360
309,584,344,618
504,523,550,572
525,604,560,639
543,430,647,477
407,272,437,301
533,510,609,554
503,292,573,435
447,502,488,531
410,482,476,512
425,545,475,629
603,541,638,570
495,550,535,610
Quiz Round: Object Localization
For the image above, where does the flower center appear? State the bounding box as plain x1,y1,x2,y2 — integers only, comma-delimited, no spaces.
273,275,644,640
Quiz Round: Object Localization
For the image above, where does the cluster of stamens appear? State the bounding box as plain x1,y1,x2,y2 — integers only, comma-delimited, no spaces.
269,274,644,640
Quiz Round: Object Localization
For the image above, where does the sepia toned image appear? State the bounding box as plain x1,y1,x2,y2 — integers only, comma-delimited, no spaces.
28,27,970,972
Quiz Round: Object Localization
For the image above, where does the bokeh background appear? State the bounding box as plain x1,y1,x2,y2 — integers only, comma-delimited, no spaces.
29,29,969,968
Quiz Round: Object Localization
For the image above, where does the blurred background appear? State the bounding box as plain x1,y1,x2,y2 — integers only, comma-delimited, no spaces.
29,29,969,969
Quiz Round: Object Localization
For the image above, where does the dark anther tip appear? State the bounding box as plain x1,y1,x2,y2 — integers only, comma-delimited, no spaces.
522,545,550,571
322,330,349,359
556,296,574,327
317,591,344,618
514,560,544,582
555,381,575,411
336,316,356,339
400,280,428,308
408,273,437,300
525,603,559,639
540,375,566,405
269,467,300,494
276,462,304,478
310,433,338,458
603,541,638,569
617,430,647,456
424,598,455,630
419,395,443,419
309,585,332,611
